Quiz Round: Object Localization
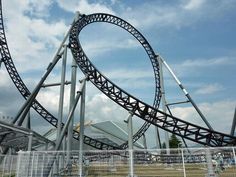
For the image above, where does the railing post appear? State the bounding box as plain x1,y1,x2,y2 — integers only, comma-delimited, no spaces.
232,147,236,168
205,148,215,177
128,114,134,177
16,151,23,177
9,155,13,177
41,153,45,177
30,151,35,177
2,155,6,177
181,148,186,177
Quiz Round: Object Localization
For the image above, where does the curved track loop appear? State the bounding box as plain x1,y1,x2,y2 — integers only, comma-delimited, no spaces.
70,13,236,147
0,1,162,150
0,2,118,150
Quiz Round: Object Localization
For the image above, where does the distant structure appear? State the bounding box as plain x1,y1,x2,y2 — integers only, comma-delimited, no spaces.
0,114,13,123
41,121,145,151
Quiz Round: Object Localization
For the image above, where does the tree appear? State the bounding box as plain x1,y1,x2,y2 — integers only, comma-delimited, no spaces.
162,142,166,149
169,134,182,148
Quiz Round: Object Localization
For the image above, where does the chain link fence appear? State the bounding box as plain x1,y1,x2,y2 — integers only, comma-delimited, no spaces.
0,147,236,177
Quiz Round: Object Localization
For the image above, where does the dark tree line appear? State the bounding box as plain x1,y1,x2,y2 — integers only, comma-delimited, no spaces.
162,134,182,148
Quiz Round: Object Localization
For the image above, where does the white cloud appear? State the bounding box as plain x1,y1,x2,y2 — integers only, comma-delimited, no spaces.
167,56,235,78
3,1,67,73
183,0,206,10
195,83,223,95
121,5,184,29
28,0,53,18
180,57,233,67
82,38,139,58
56,0,115,14
121,1,236,30
0,70,11,87
171,100,236,134
105,68,153,80
85,93,127,123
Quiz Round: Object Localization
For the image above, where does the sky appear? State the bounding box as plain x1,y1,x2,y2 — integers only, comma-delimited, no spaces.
0,0,235,148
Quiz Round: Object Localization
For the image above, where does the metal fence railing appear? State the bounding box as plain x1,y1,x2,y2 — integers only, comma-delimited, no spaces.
0,154,18,177
1,147,236,177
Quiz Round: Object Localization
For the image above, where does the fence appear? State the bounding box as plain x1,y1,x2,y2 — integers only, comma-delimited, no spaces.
1,147,236,177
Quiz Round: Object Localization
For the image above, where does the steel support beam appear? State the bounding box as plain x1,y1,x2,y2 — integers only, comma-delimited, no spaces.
56,45,68,150
25,110,31,129
12,50,64,126
158,55,213,130
27,132,33,151
157,56,169,154
12,10,78,126
67,57,78,166
166,100,190,106
230,108,236,136
43,79,86,177
78,80,86,177
143,134,147,149
42,81,71,88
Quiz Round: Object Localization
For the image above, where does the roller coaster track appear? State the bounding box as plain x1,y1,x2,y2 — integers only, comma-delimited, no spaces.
0,1,115,150
69,13,236,147
0,1,162,150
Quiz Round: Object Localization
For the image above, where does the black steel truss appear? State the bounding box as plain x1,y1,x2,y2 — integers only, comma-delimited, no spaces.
0,1,118,150
0,1,163,150
69,13,236,147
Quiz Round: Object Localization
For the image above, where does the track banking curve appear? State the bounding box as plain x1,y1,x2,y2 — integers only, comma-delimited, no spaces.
0,1,161,150
69,13,236,147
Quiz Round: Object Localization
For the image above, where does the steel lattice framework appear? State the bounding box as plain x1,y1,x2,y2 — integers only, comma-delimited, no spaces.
69,13,236,147
0,1,163,150
0,0,236,148
0,1,118,150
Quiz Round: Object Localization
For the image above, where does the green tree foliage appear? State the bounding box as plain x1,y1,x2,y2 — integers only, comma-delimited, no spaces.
169,134,182,148
162,142,166,149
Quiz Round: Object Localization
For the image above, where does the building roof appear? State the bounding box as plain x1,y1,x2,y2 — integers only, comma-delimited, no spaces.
43,120,144,149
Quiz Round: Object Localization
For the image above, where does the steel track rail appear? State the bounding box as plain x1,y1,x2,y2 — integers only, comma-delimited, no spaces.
0,1,160,150
0,1,163,150
69,13,236,146
0,1,117,150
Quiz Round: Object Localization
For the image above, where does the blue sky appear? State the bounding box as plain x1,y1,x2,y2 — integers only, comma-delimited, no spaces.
0,0,235,147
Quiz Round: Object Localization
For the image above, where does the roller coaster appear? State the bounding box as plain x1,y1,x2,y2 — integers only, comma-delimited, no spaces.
0,0,235,155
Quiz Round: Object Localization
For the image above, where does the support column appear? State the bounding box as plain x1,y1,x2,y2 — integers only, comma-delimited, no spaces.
79,80,86,177
12,17,76,126
56,45,67,149
26,110,31,129
28,132,33,151
67,58,77,165
42,80,86,177
230,108,236,136
155,127,161,149
54,45,68,176
143,134,147,149
56,79,85,150
157,56,169,154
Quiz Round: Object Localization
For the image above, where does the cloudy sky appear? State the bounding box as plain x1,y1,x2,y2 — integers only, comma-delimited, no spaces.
0,0,235,147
